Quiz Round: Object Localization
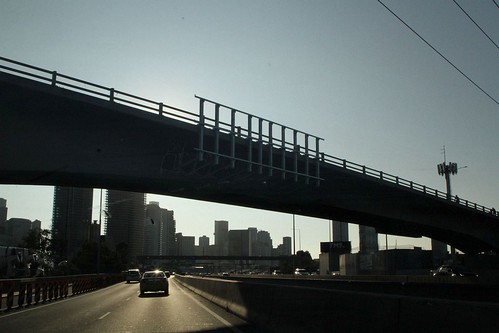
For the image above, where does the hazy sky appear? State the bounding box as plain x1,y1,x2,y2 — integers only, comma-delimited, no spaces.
1,1,497,258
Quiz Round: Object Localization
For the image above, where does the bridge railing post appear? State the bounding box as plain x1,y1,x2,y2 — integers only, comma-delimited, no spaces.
214,104,220,165
159,102,164,116
258,118,263,174
198,98,205,161
315,137,321,186
304,134,310,184
281,126,286,180
230,109,236,168
293,130,299,182
109,88,115,102
247,115,253,172
51,71,57,86
268,122,273,176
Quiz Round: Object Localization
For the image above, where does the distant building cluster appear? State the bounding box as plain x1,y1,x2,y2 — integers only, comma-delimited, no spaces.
176,220,292,258
0,197,41,246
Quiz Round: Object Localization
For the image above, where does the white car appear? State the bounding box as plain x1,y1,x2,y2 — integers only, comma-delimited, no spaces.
126,269,141,283
294,268,309,275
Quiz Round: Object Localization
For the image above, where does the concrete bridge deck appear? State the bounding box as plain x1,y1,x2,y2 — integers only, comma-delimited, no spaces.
0,57,498,253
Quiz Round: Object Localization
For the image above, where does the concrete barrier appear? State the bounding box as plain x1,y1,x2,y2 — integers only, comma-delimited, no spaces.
175,275,499,332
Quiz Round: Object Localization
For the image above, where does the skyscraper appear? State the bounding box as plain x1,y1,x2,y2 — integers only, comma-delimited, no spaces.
282,236,292,256
248,227,258,256
228,229,249,256
214,220,229,256
51,186,93,260
144,201,176,256
332,220,349,242
256,230,272,256
105,190,145,264
359,225,378,254
0,198,7,238
0,198,7,224
198,235,210,255
175,232,195,256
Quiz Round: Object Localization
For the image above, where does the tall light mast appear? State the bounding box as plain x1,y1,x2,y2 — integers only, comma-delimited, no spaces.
436,146,466,259
437,146,459,201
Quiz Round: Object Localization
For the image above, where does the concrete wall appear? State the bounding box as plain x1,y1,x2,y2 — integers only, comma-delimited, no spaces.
175,275,499,333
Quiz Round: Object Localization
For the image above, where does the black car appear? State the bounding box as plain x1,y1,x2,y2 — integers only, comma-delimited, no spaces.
140,270,169,295
432,265,478,277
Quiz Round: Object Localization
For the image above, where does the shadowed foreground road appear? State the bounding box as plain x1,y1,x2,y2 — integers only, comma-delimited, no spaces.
0,277,265,333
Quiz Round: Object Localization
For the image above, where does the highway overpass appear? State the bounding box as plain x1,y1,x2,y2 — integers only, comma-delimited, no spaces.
1,57,498,253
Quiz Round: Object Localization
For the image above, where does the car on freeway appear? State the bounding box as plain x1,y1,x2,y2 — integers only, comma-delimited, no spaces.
432,265,478,277
294,268,310,276
126,269,141,283
140,270,169,295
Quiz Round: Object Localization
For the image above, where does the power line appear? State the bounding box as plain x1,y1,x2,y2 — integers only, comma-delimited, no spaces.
453,0,499,50
377,0,499,106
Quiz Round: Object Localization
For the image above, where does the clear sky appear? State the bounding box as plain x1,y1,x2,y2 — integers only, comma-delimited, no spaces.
0,0,497,258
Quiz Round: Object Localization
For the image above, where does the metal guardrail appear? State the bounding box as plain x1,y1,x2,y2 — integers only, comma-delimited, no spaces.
0,274,122,311
0,56,496,217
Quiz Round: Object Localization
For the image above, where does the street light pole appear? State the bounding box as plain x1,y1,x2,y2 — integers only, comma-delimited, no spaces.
292,214,296,255
97,188,103,274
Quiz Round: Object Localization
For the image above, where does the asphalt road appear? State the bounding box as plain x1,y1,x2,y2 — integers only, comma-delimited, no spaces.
0,277,265,333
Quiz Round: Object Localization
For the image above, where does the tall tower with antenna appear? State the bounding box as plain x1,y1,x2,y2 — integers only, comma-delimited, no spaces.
435,146,466,261
437,146,459,201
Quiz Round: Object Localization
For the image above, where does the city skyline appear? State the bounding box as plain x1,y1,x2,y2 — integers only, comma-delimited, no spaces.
0,192,296,255
0,188,429,259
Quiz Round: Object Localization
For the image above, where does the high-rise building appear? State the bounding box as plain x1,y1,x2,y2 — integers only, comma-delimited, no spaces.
175,233,195,256
0,198,7,223
7,218,31,246
144,202,160,256
256,230,272,256
144,202,176,256
0,198,7,238
248,227,258,256
431,239,448,266
214,220,229,256
359,225,378,254
162,209,176,255
198,235,210,255
332,220,349,242
275,236,292,256
282,236,292,256
228,229,251,256
105,190,145,264
228,229,244,256
31,219,41,232
52,186,93,260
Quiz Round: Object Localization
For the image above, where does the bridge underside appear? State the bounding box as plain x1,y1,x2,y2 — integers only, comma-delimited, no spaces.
1,72,498,254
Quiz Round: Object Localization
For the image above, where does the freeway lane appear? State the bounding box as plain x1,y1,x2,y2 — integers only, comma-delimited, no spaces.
0,277,263,332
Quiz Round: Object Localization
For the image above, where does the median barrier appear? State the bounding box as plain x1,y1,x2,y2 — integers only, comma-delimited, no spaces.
175,274,499,332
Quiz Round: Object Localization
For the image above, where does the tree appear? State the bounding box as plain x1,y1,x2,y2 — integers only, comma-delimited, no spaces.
22,229,52,257
21,229,53,276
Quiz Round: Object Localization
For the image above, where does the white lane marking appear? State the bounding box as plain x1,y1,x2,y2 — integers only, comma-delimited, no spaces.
173,279,244,333
99,311,111,320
